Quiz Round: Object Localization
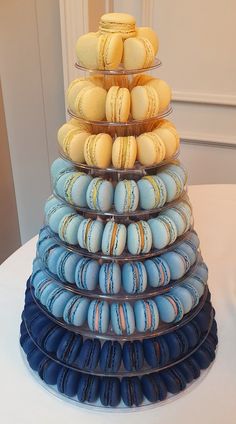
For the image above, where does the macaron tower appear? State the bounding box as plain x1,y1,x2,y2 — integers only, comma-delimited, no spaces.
20,12,217,409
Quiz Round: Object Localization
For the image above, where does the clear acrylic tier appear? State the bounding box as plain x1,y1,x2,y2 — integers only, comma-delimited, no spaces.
74,57,162,75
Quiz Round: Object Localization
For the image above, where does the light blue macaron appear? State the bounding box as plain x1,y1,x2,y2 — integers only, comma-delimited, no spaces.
56,250,79,284
134,299,159,332
63,172,92,207
186,277,205,297
75,257,100,290
46,286,74,318
127,221,152,255
160,251,186,280
182,283,200,308
37,238,58,265
144,257,170,287
50,157,75,184
78,219,104,253
102,221,127,256
175,201,192,231
86,177,114,212
137,175,167,210
158,170,184,202
47,246,65,275
174,248,191,273
177,242,197,266
185,231,200,249
99,262,121,294
170,286,193,314
58,213,84,245
63,295,90,326
47,203,74,233
44,195,61,216
88,300,110,334
162,207,187,236
166,162,187,184
122,262,147,294
148,218,170,250
155,294,184,323
111,302,135,335
54,171,75,198
114,180,139,213
195,262,208,283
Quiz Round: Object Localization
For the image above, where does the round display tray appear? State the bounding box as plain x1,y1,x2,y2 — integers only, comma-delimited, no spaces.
59,149,179,177
44,225,194,262
23,309,214,377
30,285,208,341
52,188,187,220
67,105,172,129
74,57,162,75
37,253,201,301
20,345,215,412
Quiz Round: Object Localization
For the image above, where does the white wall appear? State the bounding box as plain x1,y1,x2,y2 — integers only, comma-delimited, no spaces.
0,0,65,243
60,0,236,185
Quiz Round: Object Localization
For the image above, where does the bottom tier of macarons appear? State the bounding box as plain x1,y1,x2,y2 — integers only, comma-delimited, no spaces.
20,280,217,408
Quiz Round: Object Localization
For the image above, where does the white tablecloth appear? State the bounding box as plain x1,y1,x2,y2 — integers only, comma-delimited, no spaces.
1,185,236,424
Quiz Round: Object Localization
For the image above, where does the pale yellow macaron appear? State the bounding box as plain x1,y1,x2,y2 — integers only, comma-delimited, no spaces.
153,119,179,146
97,33,123,70
112,136,137,169
103,75,129,90
57,120,91,148
62,129,89,163
137,132,166,166
67,78,96,109
153,127,179,159
106,86,130,122
72,86,107,121
123,37,155,70
131,85,159,120
99,13,136,39
145,78,172,113
84,133,113,168
136,27,159,55
76,32,99,69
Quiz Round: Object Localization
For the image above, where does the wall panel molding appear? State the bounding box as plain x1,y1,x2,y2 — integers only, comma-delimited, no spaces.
173,91,236,106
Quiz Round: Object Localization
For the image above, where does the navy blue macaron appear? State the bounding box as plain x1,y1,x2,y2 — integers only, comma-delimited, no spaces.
122,341,144,371
121,377,143,407
143,336,169,368
100,341,122,373
76,339,101,371
177,361,194,384
161,367,186,394
185,357,201,379
182,322,201,349
100,377,120,407
56,332,83,365
38,358,62,385
43,326,66,352
27,348,45,372
77,374,100,403
164,333,182,360
176,329,189,355
57,367,80,397
141,374,160,403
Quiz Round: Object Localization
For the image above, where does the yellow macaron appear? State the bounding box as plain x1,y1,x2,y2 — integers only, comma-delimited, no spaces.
72,86,107,121
84,133,113,168
153,127,179,159
99,13,136,40
106,86,130,122
129,74,154,91
97,33,123,70
136,27,159,55
67,78,96,109
131,85,159,120
57,120,91,148
123,37,155,70
145,78,172,113
137,132,166,166
76,32,99,69
112,136,137,169
62,129,89,163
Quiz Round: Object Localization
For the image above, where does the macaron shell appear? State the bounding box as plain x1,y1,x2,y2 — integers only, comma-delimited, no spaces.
86,178,114,212
148,217,170,249
111,302,135,335
122,262,147,294
145,78,172,113
136,27,159,54
131,86,159,120
114,179,139,213
127,221,152,254
74,86,107,121
76,32,99,69
84,134,113,168
123,37,155,70
112,136,137,169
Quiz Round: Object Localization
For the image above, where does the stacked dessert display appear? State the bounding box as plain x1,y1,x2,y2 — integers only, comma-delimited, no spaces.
20,13,218,409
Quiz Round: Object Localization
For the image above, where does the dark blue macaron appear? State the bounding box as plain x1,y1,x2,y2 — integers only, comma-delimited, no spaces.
177,361,194,383
57,367,80,397
152,373,167,401
176,329,189,355
100,377,120,407
76,339,101,371
56,332,83,365
143,336,169,368
36,322,57,346
77,374,100,403
193,348,212,369
29,314,50,336
185,357,201,379
164,333,182,360
194,309,211,333
20,334,36,356
161,367,186,394
182,322,201,348
27,348,45,371
43,326,66,352
122,340,144,371
121,377,143,407
38,358,62,385
100,341,122,373
20,320,28,337
141,373,159,403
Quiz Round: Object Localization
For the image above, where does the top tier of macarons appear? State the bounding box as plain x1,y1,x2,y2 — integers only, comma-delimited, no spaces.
76,13,159,72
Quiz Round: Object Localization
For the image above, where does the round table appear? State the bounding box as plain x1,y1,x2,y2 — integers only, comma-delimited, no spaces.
1,185,236,424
